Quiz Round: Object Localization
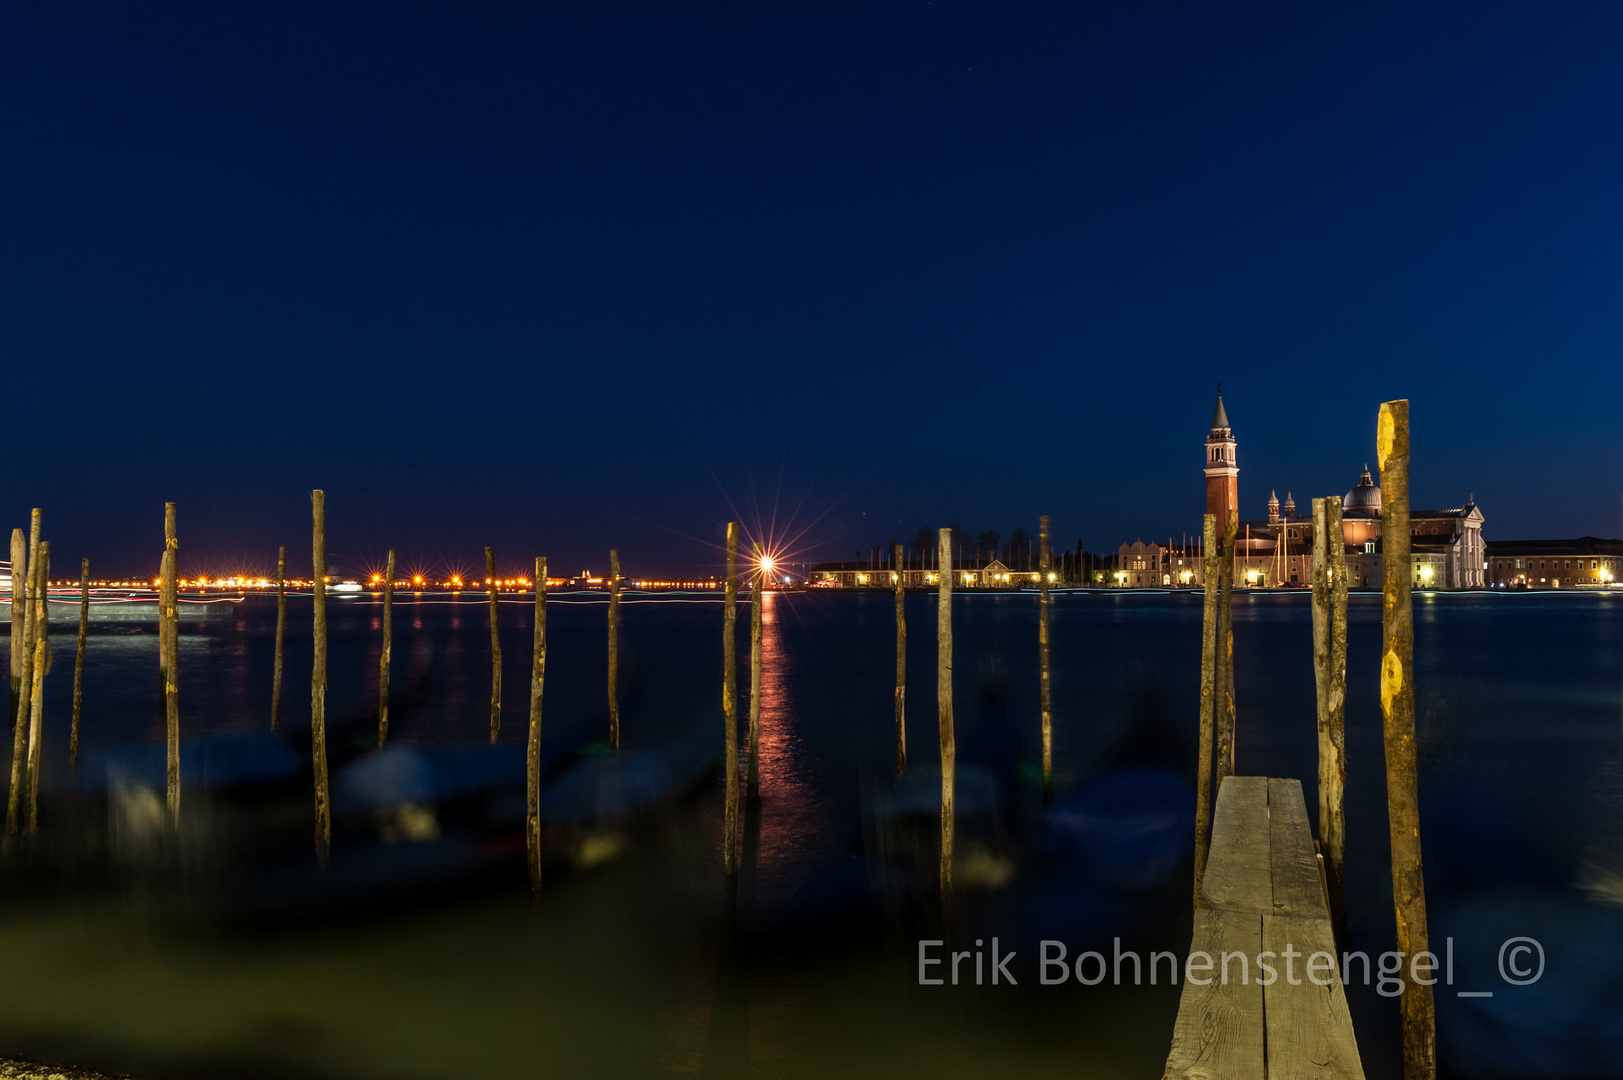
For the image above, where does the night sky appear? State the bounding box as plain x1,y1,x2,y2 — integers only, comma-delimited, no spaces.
5,2,1622,579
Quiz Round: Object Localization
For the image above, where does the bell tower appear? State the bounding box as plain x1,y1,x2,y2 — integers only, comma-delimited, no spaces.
1205,385,1238,528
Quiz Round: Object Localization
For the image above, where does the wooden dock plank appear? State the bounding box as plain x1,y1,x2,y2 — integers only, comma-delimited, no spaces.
1263,913,1367,1080
1267,777,1329,918
1199,776,1272,915
1163,908,1266,1080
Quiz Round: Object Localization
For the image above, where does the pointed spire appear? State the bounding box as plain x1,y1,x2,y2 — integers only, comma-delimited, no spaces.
1212,383,1230,430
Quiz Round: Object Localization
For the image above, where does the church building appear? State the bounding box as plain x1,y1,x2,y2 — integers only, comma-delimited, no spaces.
1203,389,1486,588
1116,390,1488,589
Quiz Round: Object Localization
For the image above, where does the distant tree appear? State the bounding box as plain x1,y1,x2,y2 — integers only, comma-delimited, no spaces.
975,530,1002,561
1007,526,1030,570
948,523,974,564
911,527,935,555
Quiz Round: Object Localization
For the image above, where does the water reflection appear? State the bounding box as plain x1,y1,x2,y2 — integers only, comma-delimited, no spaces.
745,591,831,907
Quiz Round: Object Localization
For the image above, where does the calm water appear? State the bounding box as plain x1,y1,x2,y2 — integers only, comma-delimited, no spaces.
3,589,1622,1079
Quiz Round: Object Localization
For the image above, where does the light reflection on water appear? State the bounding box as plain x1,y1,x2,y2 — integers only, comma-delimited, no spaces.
0,590,1620,1079
747,590,831,906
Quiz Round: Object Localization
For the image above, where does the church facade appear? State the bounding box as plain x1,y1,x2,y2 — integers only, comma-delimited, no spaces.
1116,390,1488,588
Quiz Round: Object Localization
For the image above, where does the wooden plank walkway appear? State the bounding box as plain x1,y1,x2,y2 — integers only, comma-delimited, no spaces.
1163,776,1365,1080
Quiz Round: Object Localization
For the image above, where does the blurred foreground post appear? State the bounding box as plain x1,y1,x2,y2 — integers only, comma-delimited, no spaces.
378,548,396,747
1038,514,1052,804
1214,511,1237,782
1378,400,1435,1080
937,527,955,909
162,503,179,824
893,541,906,777
71,556,88,770
271,546,286,731
527,557,547,898
1193,513,1218,909
1311,495,1349,936
747,545,762,799
25,541,48,833
607,548,619,749
488,547,502,744
722,524,739,876
311,491,330,860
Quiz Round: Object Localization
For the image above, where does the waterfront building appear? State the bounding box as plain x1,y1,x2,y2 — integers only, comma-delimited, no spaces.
1485,538,1623,589
1116,390,1488,588
1112,539,1205,587
809,557,1047,589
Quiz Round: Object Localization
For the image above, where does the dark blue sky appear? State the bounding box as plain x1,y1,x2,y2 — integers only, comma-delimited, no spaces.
5,2,1622,578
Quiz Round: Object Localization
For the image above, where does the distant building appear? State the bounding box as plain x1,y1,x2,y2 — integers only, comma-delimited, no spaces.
1205,389,1239,529
809,557,1047,588
1117,390,1488,588
1485,538,1623,589
1112,540,1206,587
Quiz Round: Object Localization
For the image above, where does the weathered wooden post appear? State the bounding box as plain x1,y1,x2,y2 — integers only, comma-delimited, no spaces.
487,547,502,744
162,502,180,823
71,556,88,770
1039,514,1053,803
937,527,955,906
34,512,48,673
5,523,38,834
747,545,762,800
1378,400,1435,1080
1311,495,1349,935
25,541,48,833
893,541,906,777
8,529,22,730
607,548,620,749
379,548,396,747
1193,513,1218,908
527,557,547,898
311,491,331,859
272,546,286,731
722,523,740,875
1213,510,1238,782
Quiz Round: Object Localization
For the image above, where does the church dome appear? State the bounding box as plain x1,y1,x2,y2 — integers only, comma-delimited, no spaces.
1343,465,1382,515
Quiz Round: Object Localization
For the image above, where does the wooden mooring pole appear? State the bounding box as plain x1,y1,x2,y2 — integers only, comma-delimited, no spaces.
607,548,619,750
5,518,37,835
527,556,547,898
1378,399,1435,1080
1193,512,1218,908
71,556,88,770
162,503,179,825
893,541,906,778
311,491,330,860
1039,514,1052,804
8,529,22,730
488,547,502,745
379,548,396,747
1214,510,1237,782
722,524,740,876
937,527,955,909
747,544,762,800
1311,495,1349,936
25,541,48,834
271,546,285,731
